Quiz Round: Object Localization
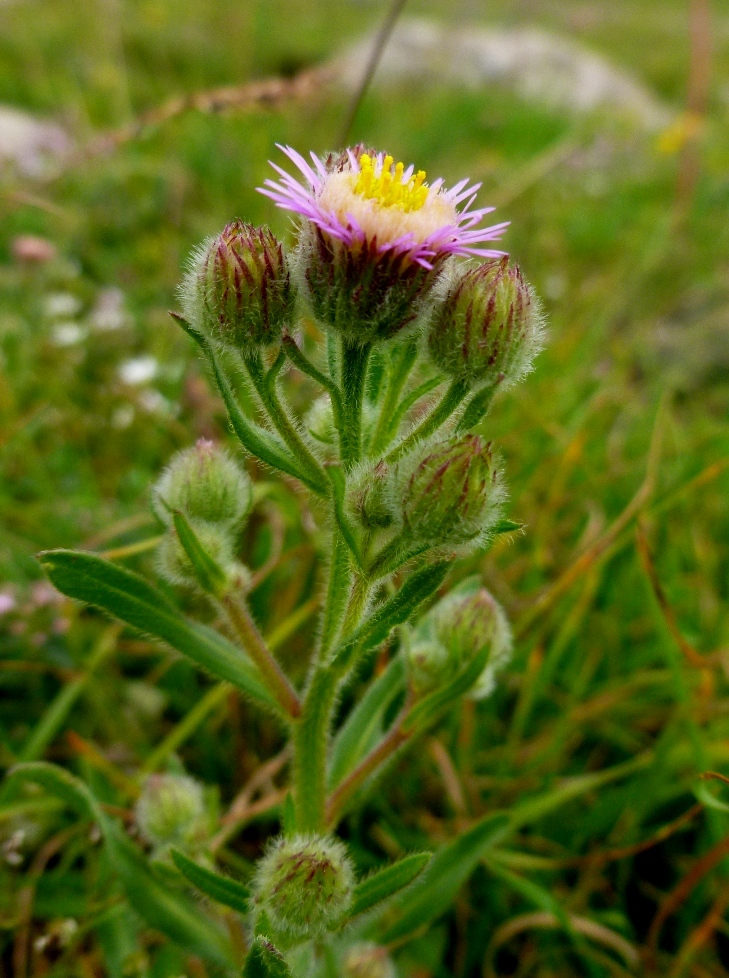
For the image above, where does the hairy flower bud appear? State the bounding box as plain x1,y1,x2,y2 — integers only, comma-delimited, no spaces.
153,440,252,530
397,435,503,546
343,944,396,978
432,585,512,698
156,520,234,587
347,461,397,530
254,835,354,936
135,774,205,849
428,257,543,388
181,221,294,350
407,579,512,697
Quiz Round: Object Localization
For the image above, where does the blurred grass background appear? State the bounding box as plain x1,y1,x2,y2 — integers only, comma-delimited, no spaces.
1,0,729,975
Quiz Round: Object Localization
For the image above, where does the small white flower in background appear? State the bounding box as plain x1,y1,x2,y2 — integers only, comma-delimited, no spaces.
90,287,129,332
52,322,86,347
0,592,16,615
118,355,158,385
2,829,25,866
138,389,171,415
43,292,82,319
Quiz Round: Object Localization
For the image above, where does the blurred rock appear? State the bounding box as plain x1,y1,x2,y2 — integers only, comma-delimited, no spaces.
337,19,670,129
0,106,72,177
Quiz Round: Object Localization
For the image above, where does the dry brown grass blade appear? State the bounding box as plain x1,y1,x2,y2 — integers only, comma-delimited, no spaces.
484,910,640,976
635,523,709,669
669,886,729,978
338,0,410,145
645,833,729,966
210,746,291,851
67,65,334,167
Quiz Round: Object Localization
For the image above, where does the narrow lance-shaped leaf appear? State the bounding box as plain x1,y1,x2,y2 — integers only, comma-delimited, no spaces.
39,550,278,715
328,655,406,789
330,561,449,676
6,763,235,967
171,848,249,914
349,852,431,919
171,509,228,597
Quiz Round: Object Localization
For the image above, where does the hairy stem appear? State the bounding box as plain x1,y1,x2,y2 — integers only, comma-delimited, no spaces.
245,349,328,493
317,525,353,661
294,573,372,832
339,338,372,468
220,590,301,719
385,377,470,463
369,340,418,455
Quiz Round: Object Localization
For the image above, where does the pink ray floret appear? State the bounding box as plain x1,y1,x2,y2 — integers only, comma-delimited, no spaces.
258,146,508,269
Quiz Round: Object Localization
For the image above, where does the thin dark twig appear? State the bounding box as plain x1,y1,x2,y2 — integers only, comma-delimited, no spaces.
338,0,410,146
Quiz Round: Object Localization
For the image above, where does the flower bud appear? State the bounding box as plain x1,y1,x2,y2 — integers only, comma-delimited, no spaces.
156,520,234,587
431,585,512,699
153,439,252,530
427,257,543,388
343,944,396,978
135,774,205,849
254,835,354,937
397,435,503,546
406,639,453,697
181,221,294,350
347,461,397,530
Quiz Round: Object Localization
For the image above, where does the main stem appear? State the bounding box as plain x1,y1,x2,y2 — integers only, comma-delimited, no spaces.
339,338,372,468
294,571,373,833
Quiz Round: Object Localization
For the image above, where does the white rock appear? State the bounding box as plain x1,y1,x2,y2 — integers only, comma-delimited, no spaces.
0,106,72,177
337,20,670,129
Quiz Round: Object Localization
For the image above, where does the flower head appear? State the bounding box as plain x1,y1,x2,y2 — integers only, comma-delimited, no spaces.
258,146,509,343
259,145,508,270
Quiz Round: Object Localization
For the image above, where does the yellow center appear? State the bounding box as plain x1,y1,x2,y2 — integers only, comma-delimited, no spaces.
353,154,429,213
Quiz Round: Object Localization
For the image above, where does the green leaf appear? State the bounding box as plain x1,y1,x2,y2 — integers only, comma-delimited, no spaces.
39,550,277,714
349,852,431,919
177,315,325,494
328,656,406,790
491,518,524,535
376,811,511,944
243,936,292,978
7,763,235,967
171,849,249,914
332,562,449,675
484,856,573,933
171,510,228,596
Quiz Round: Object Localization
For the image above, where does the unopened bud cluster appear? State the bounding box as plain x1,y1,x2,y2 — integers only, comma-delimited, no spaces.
153,439,252,587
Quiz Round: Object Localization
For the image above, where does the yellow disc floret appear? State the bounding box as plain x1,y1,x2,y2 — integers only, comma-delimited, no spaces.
354,154,429,213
